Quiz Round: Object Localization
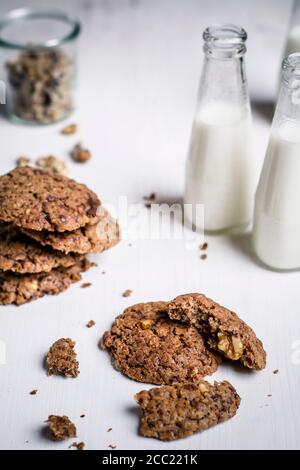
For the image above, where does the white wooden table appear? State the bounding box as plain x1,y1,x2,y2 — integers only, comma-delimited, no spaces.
0,0,299,450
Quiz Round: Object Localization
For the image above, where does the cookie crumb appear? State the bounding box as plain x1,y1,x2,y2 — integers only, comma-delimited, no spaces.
267,394,272,397
143,192,156,201
145,203,151,209
71,143,91,163
36,155,68,176
46,415,76,441
29,389,38,395
273,369,279,374
16,156,31,167
199,242,208,250
61,124,78,135
86,320,96,328
72,441,85,450
200,254,207,260
102,271,106,275
122,289,132,298
80,414,85,418
46,338,79,378
81,282,92,289
107,428,112,433
108,444,117,449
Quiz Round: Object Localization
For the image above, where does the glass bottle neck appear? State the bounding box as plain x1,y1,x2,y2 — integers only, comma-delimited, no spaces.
273,53,300,129
197,25,249,109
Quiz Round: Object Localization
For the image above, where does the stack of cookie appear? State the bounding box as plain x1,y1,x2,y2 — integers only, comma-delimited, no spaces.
0,166,120,305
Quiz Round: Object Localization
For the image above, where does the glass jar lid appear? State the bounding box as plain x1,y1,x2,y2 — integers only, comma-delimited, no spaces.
0,7,81,49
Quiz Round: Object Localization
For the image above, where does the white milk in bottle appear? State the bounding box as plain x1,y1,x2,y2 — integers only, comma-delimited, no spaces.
184,25,253,232
253,54,300,270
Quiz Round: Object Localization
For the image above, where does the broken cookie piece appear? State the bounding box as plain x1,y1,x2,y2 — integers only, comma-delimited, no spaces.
135,380,240,441
47,415,77,441
46,338,79,378
168,293,266,370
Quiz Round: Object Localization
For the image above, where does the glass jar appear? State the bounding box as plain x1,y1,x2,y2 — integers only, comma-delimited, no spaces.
253,53,300,271
0,7,81,125
184,25,253,233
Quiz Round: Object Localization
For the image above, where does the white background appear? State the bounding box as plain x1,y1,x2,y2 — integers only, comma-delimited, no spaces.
0,0,299,450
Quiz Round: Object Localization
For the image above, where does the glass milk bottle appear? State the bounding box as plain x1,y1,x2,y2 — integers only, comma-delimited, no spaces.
253,54,300,271
184,25,253,233
283,0,300,57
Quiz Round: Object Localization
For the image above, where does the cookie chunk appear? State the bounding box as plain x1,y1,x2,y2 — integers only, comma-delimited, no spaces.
168,293,266,370
47,415,77,441
102,302,220,385
135,380,241,441
0,258,92,306
0,226,82,273
22,208,120,254
0,166,100,232
46,338,79,378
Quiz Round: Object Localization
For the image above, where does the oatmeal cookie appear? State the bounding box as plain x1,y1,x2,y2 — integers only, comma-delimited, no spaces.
0,258,92,306
101,302,221,385
135,380,241,441
0,226,82,273
22,208,120,254
46,415,77,441
168,293,266,370
0,166,100,232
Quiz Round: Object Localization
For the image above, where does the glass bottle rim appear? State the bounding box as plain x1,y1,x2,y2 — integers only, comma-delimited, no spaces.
203,24,247,47
0,7,81,50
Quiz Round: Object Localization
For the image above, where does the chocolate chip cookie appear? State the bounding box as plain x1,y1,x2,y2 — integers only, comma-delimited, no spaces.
0,166,100,232
135,380,241,441
0,258,92,305
101,302,221,385
46,415,77,441
0,226,82,273
21,208,120,254
168,293,266,370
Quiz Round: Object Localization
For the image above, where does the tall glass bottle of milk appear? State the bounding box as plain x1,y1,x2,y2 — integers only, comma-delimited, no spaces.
184,25,253,233
253,54,300,271
283,0,300,56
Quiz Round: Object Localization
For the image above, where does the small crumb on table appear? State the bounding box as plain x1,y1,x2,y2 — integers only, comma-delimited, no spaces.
122,289,132,298
29,389,38,395
80,414,86,418
143,192,156,201
199,242,208,250
273,369,279,374
86,320,96,328
200,254,207,260
61,123,78,135
81,282,92,289
107,427,112,433
108,444,117,449
71,441,85,450
71,143,91,163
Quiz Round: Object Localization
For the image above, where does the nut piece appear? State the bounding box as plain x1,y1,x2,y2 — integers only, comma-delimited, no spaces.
36,155,68,175
122,289,132,298
46,338,79,378
61,123,78,135
217,333,244,360
16,156,31,167
47,415,77,441
140,319,153,330
71,143,91,163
